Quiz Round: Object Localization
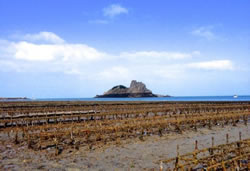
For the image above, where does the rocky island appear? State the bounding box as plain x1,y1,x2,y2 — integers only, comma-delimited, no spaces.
95,80,169,98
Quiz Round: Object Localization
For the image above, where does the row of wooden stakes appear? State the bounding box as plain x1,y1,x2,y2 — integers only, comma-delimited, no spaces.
160,132,250,170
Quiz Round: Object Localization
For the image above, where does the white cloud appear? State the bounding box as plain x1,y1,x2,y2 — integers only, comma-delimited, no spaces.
23,32,65,44
0,31,236,86
120,51,200,60
11,41,106,61
187,60,234,70
103,4,128,17
191,27,216,40
98,66,131,81
0,40,15,59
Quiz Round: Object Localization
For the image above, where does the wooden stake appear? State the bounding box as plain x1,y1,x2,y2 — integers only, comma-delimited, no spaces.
212,137,214,147
195,140,198,150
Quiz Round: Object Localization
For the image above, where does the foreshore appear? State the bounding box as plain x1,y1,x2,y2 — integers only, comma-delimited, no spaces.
0,101,249,170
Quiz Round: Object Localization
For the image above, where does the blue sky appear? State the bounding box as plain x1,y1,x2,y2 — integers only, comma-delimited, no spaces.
0,0,249,98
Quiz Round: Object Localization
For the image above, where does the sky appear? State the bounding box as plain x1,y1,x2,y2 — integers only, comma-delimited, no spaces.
0,0,250,98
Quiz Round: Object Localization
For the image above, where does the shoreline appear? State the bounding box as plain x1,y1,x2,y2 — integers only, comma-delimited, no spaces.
1,95,250,102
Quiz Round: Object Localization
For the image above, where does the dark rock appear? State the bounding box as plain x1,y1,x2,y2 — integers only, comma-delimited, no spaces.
128,80,152,94
104,85,129,95
95,80,164,98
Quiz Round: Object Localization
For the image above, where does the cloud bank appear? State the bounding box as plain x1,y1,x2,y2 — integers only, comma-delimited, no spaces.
0,31,234,83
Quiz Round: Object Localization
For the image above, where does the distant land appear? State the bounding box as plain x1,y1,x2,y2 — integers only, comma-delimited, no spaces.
95,80,170,98
0,97,28,100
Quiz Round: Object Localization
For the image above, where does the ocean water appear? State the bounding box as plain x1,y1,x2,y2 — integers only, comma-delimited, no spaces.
25,95,250,102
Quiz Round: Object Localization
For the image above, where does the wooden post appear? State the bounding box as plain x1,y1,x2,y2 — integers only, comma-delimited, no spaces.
177,144,179,156
14,131,19,144
243,115,247,126
210,136,214,155
39,134,42,150
208,119,212,129
175,145,180,169
193,140,198,162
28,133,31,149
195,140,198,150
212,137,214,147
226,134,229,144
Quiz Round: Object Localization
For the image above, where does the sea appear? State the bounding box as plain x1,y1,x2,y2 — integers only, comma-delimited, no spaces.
3,95,250,102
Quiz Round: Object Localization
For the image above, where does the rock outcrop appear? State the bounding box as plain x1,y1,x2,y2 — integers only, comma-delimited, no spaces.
95,80,158,98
